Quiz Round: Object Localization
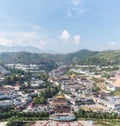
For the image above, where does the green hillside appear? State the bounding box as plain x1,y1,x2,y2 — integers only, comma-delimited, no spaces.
0,49,97,65
66,49,98,62
78,50,120,66
0,49,120,67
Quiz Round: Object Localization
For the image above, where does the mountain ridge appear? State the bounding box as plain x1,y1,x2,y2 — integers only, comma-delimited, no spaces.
0,49,120,66
0,45,57,54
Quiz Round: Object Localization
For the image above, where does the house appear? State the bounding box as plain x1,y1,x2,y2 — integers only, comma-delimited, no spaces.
107,78,120,91
94,97,120,110
0,100,13,106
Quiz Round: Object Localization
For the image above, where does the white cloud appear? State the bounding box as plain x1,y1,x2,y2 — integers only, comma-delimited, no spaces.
0,31,48,49
94,41,120,51
0,30,82,53
38,40,48,49
108,41,116,45
61,30,70,41
72,0,83,6
66,7,87,18
107,41,120,50
0,38,13,46
73,35,81,45
60,30,81,46
66,0,87,18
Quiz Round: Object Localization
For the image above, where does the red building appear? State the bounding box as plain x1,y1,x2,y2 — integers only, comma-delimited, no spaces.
52,96,71,113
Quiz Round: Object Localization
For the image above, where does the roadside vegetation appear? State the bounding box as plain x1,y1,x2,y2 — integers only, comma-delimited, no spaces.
74,109,120,126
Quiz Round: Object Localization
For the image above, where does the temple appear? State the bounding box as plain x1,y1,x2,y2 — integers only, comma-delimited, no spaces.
49,95,76,121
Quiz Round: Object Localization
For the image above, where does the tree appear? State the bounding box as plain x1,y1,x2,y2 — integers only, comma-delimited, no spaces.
33,96,46,104
4,76,11,84
39,73,48,82
6,116,16,126
17,73,22,81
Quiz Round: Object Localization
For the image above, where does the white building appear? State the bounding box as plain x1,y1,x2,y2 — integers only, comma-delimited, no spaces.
0,100,13,106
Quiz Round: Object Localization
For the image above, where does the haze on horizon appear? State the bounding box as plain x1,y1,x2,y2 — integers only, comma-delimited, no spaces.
0,0,119,53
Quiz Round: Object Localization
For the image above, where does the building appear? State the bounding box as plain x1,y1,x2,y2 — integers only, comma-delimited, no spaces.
52,95,71,113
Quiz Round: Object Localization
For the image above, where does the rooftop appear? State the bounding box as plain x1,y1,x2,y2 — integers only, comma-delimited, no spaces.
55,95,65,99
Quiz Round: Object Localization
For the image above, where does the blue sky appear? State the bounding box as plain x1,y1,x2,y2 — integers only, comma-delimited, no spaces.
0,0,120,53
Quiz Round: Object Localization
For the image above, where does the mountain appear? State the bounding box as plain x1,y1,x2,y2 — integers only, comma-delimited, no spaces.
76,50,120,66
0,45,57,54
0,49,120,66
0,49,95,64
66,49,99,61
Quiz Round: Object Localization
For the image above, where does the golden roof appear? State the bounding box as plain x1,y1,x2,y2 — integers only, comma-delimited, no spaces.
70,74,76,78
55,95,65,99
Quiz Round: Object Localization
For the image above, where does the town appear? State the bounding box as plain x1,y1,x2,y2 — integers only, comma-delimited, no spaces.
1,63,120,126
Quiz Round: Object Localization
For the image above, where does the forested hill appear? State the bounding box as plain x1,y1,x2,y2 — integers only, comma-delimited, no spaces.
77,50,120,66
66,49,98,61
0,49,98,64
0,52,65,64
0,49,120,66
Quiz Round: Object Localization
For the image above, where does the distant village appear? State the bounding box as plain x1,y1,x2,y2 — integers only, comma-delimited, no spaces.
1,63,120,125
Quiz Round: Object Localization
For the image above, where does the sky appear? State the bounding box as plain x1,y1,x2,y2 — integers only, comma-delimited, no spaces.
0,0,120,53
